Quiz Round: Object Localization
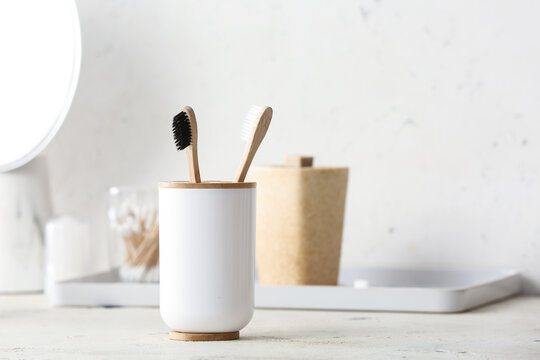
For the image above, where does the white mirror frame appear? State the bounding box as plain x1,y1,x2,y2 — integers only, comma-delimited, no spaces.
0,0,81,173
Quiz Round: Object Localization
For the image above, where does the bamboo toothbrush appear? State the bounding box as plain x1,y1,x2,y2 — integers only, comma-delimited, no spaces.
172,106,201,183
234,105,273,182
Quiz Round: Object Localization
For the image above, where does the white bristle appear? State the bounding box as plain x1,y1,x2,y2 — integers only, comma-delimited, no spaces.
241,105,263,141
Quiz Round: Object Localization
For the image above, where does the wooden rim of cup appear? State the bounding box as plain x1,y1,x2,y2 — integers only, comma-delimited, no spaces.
158,181,256,189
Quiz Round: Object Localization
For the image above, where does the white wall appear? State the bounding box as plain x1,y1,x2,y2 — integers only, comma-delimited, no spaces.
42,0,540,293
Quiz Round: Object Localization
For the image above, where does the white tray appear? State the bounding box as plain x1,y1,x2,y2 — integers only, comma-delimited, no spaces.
49,267,521,313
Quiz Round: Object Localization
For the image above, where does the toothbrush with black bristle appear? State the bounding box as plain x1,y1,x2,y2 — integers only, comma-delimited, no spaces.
172,105,201,183
234,105,273,182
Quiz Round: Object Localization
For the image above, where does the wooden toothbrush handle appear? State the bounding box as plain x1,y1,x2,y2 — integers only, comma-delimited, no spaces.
186,145,201,183
235,146,256,183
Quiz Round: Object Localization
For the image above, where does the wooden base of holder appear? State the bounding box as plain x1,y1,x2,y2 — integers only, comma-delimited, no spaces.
169,331,240,341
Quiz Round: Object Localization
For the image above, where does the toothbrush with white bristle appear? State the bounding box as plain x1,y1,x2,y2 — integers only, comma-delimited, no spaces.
234,105,273,182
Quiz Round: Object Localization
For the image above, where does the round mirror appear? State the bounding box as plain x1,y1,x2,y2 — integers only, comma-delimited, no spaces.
0,0,81,172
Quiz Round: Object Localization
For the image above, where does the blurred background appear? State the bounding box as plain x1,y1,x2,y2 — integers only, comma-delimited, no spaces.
41,0,540,293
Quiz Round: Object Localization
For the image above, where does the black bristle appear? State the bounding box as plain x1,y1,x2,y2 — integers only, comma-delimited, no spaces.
172,111,192,150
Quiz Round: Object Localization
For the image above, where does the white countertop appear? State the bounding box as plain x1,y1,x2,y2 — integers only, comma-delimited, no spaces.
0,295,538,359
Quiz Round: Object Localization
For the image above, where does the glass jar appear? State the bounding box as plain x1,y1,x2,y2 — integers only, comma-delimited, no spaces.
108,186,158,282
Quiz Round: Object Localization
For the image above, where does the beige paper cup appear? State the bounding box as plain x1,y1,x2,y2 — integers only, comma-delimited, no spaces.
249,157,348,285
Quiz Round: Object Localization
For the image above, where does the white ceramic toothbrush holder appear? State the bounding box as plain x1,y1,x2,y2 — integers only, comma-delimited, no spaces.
158,181,256,341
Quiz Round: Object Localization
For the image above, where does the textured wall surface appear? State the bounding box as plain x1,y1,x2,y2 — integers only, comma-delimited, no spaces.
42,0,540,293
